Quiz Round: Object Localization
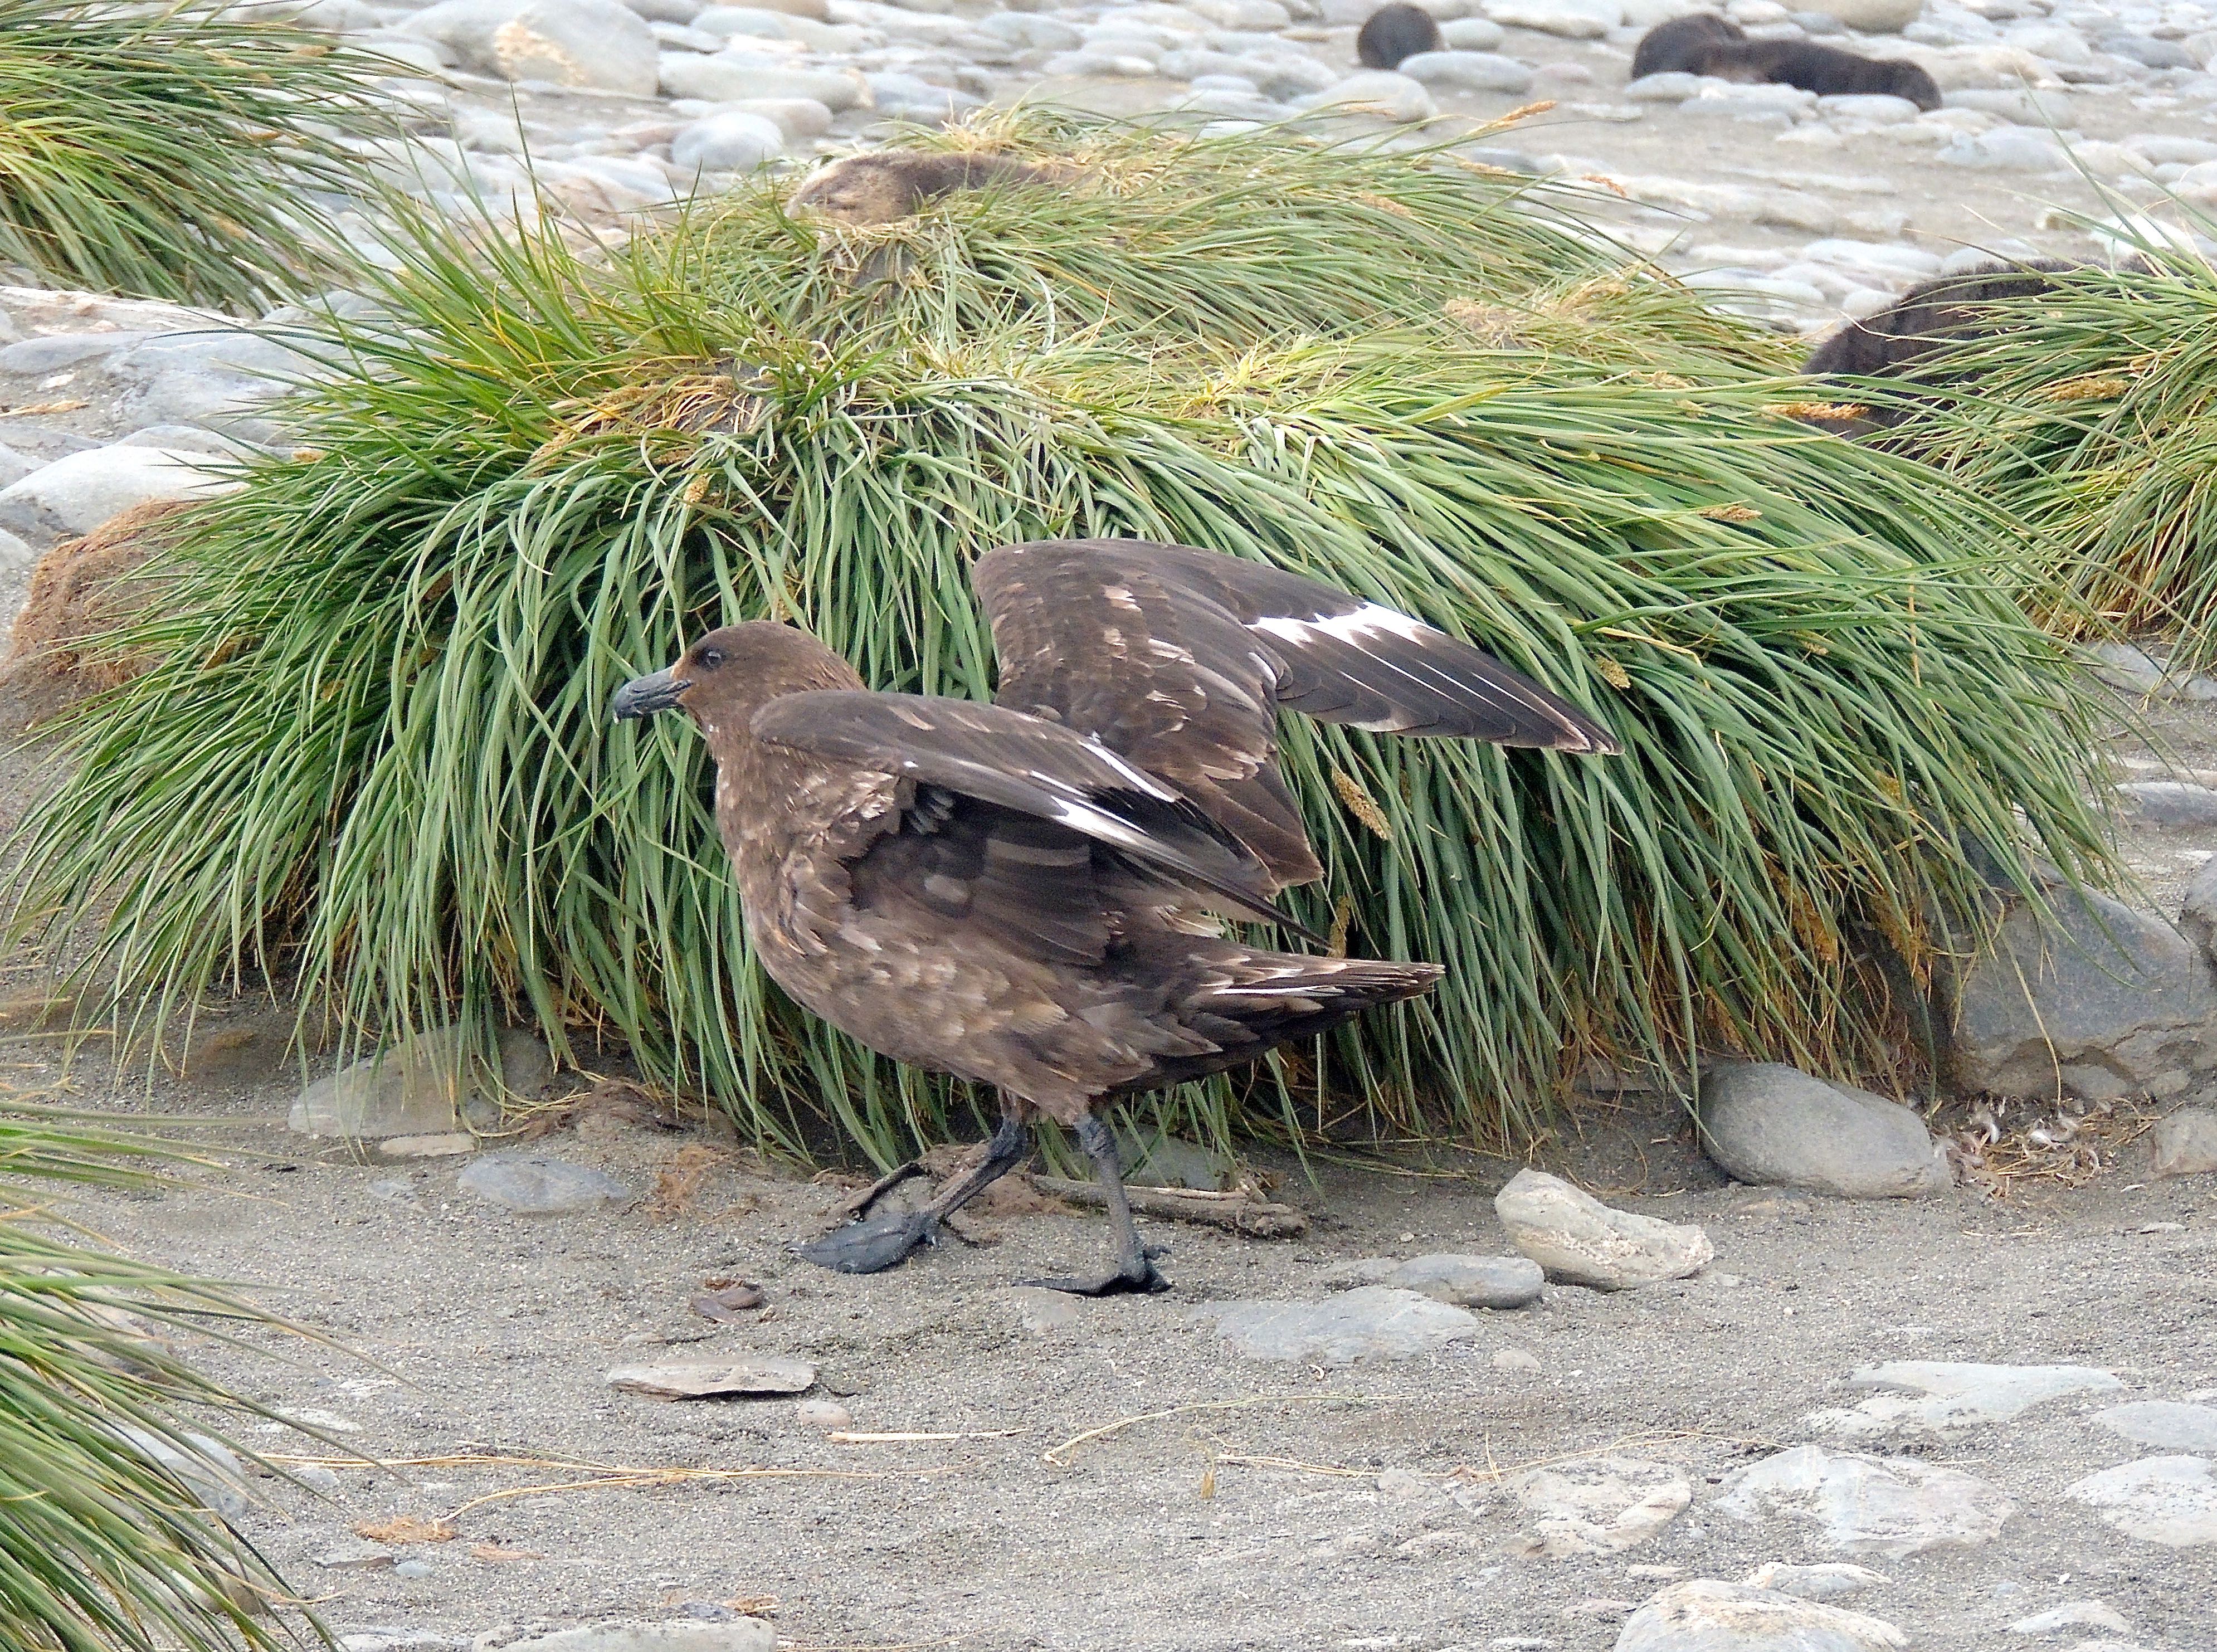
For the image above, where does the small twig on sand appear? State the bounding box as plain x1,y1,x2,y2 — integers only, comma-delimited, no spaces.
831,1159,929,1221
270,1450,962,1521
1198,1427,1781,1487
441,1463,961,1522
828,1430,1025,1444
1449,1429,1778,1485
1209,1454,1370,1478
1042,1393,1392,1469
1026,1176,1308,1237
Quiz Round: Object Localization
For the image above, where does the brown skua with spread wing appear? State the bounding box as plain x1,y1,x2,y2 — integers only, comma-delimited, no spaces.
612,538,1618,1294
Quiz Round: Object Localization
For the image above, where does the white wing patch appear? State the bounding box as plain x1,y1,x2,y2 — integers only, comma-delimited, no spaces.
1044,793,1153,851
1081,737,1178,797
1249,601,1436,649
1250,601,1589,740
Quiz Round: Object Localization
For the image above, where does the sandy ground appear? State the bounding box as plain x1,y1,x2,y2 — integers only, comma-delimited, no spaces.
9,678,2215,1651
46,1081,2216,1650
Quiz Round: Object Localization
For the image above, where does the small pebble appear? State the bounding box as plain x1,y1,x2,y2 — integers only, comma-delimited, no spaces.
795,1398,853,1429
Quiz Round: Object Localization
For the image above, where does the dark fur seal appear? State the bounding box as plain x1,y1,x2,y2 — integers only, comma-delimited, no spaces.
1633,13,1943,110
1800,260,2082,434
1803,261,2079,381
791,152,1061,227
1631,11,1741,77
1357,3,1444,70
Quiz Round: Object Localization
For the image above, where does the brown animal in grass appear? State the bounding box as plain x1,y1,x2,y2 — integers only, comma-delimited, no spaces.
1357,3,1443,70
1800,260,2082,433
1633,13,1942,109
0,498,190,725
610,538,1618,1295
790,151,1063,227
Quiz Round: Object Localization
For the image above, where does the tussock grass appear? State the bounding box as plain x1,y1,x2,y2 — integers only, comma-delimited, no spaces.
0,0,397,308
1890,248,2217,657
0,1108,310,1651
6,120,2112,1158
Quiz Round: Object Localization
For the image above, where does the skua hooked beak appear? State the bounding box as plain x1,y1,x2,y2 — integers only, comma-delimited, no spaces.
611,666,690,720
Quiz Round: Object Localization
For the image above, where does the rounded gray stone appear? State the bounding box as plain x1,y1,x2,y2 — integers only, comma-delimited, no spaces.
1719,1444,2015,1557
1494,1167,1713,1288
1383,1252,1544,1308
1697,1064,1950,1198
2094,1400,2217,1453
1804,0,1919,28
659,55,864,108
459,1152,632,1214
1816,91,1920,121
1440,14,1504,46
1297,70,1438,121
1625,70,1703,100
2065,1455,2217,1546
114,1425,251,1519
2181,860,2217,963
1949,886,2217,1102
1202,1285,1480,1364
0,333,139,375
2145,1107,2217,1176
0,444,239,539
1616,1578,1906,1650
1395,48,1533,91
2006,1599,2131,1635
1742,1562,1889,1600
402,0,660,92
671,111,784,173
2114,780,2217,826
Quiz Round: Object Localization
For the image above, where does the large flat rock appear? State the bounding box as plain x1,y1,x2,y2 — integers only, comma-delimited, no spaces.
1615,1578,1906,1651
1201,1286,1480,1364
2066,1455,2217,1546
1805,1361,2119,1440
1718,1444,2015,1557
1949,886,2217,1102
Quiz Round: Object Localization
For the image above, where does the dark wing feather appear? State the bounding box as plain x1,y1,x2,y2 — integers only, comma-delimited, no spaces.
973,538,1620,886
751,690,1324,942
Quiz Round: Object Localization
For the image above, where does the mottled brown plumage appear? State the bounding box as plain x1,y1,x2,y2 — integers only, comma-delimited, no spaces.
612,538,1619,1293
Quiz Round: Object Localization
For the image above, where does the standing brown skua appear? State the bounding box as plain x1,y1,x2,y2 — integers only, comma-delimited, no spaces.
611,538,1619,1294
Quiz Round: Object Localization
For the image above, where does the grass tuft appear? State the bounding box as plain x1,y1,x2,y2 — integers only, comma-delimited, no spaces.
0,0,400,308
0,1106,314,1651
1885,246,2217,659
6,118,2114,1159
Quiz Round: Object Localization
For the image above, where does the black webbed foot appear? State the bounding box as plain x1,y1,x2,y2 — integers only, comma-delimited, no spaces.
796,1209,939,1275
1016,1256,1171,1297
835,1159,928,1223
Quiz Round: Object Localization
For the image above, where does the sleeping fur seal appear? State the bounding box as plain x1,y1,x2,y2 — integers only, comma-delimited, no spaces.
1633,13,1942,110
